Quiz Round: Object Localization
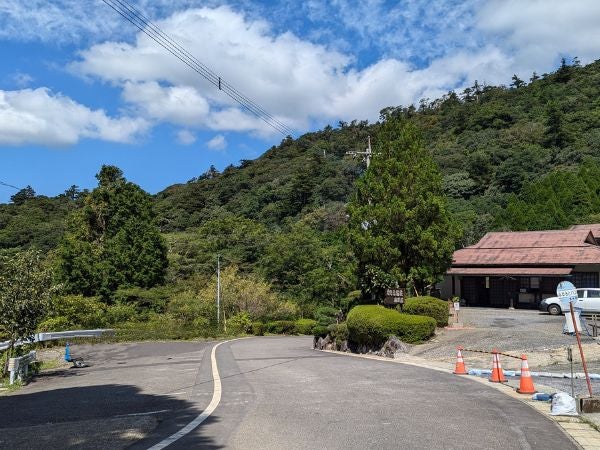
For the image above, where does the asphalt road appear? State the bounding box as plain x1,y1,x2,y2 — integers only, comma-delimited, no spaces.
1,337,577,449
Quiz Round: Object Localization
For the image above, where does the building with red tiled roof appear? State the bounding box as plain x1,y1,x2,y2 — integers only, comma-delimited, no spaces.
443,226,600,308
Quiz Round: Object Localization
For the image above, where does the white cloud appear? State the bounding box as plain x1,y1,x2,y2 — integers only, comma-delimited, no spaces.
11,72,34,87
122,81,209,126
207,134,227,151
0,0,210,44
477,0,600,74
0,88,148,146
176,129,196,145
12,1,600,141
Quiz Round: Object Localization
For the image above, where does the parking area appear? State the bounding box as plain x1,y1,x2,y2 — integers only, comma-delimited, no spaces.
409,307,600,396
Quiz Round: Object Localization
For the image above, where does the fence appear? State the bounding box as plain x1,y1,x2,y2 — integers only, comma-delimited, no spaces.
8,350,37,385
0,329,115,351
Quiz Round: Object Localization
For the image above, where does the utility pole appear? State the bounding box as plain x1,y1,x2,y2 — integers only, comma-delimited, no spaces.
345,136,373,168
217,254,221,327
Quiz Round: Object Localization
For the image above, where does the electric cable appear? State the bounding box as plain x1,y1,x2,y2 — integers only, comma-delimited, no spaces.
0,180,20,190
100,0,293,136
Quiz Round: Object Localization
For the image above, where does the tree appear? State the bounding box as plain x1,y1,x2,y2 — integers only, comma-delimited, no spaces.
10,186,36,205
510,74,525,89
347,118,461,298
58,165,168,298
0,250,55,369
545,101,566,148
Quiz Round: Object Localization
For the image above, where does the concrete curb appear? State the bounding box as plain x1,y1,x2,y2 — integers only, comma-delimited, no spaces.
318,348,599,449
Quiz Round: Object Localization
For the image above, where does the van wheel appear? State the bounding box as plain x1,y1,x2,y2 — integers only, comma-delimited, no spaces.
548,304,562,315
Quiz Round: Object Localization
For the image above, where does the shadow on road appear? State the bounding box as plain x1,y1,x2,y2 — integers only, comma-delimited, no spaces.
0,384,222,449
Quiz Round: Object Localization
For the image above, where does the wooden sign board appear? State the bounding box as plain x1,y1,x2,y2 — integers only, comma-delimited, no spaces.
384,288,404,305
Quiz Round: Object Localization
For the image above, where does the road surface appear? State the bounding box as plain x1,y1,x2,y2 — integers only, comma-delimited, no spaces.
0,337,576,449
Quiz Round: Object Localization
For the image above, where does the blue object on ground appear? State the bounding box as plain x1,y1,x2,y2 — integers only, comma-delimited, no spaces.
64,342,71,362
532,393,553,401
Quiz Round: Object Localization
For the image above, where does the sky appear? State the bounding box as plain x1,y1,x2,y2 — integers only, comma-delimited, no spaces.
2,0,600,202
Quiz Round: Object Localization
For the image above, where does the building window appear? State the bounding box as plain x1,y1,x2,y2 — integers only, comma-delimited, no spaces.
572,272,599,289
531,277,540,289
520,277,530,289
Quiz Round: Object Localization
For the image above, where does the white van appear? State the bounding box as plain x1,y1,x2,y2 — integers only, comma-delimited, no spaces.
540,288,600,315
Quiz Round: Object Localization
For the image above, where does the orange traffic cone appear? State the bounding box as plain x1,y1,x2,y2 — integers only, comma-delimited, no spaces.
517,354,536,394
452,347,467,375
453,346,468,375
489,350,507,383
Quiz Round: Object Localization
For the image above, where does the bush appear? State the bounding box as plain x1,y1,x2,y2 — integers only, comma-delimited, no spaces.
312,325,329,338
346,305,436,346
314,306,339,326
251,321,265,336
295,318,317,335
228,312,252,334
37,316,71,332
106,303,139,325
266,320,296,334
403,296,449,327
327,322,348,345
46,295,107,329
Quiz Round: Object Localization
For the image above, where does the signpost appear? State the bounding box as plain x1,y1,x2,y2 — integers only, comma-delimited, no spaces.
453,300,460,326
384,288,404,307
557,281,593,397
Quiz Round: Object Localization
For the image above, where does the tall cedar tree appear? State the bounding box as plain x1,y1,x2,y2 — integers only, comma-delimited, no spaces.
347,118,461,298
58,166,168,298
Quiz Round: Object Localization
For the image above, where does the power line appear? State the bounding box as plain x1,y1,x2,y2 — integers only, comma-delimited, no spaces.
100,0,294,136
0,180,20,190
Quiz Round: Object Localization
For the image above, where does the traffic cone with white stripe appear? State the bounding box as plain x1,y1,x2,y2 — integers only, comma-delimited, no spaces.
489,350,507,383
453,346,468,375
517,354,536,394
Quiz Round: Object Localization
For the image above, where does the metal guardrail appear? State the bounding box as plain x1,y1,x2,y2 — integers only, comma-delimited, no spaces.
8,350,36,385
0,329,115,351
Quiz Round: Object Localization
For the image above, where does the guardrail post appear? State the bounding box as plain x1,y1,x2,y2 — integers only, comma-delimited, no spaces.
7,351,36,385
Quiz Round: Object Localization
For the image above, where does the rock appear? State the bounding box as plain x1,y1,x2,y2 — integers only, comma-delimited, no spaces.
376,336,412,358
315,337,324,350
339,340,349,352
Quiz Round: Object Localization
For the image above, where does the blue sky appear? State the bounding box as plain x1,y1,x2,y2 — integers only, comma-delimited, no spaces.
2,0,600,202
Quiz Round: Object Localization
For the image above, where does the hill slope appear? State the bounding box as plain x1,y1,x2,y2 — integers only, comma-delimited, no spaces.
3,57,600,254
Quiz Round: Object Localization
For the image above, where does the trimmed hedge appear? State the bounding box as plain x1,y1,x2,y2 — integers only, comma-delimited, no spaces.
327,323,348,345
251,321,265,336
346,305,436,346
312,325,329,338
403,296,449,327
295,318,317,335
266,320,296,334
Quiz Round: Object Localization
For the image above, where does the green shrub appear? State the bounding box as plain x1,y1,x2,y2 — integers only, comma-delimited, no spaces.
37,316,71,332
106,303,139,325
46,295,107,329
266,320,296,334
112,286,173,314
295,318,317,335
346,305,436,346
228,312,252,334
251,321,265,336
403,296,449,327
327,322,348,345
115,313,218,341
312,325,329,338
314,306,339,326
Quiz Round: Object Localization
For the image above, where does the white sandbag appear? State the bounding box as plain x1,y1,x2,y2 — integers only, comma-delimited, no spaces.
550,392,578,416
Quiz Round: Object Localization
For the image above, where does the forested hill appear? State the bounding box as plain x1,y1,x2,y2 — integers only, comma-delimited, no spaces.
3,57,600,254
155,57,600,240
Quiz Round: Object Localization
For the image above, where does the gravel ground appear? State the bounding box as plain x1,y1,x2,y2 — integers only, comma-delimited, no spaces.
410,307,600,397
